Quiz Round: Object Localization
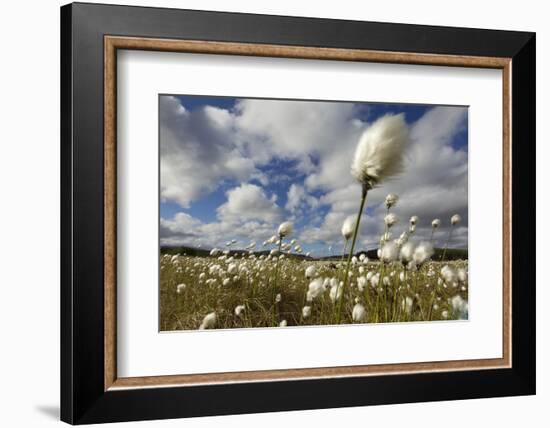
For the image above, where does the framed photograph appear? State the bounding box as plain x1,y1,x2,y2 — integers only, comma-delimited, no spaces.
61,2,535,424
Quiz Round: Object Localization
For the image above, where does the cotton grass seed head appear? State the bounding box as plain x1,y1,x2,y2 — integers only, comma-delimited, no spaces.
441,265,458,284
234,305,245,317
385,193,399,209
308,278,325,300
341,215,356,241
357,276,367,291
352,303,367,322
400,241,416,263
380,241,399,263
431,219,441,229
302,306,312,319
412,241,434,266
278,221,293,238
350,114,409,190
384,212,399,228
199,312,217,330
451,295,468,319
451,214,462,226
410,215,419,226
402,297,413,314
397,231,409,246
305,265,317,279
330,283,343,302
457,268,468,283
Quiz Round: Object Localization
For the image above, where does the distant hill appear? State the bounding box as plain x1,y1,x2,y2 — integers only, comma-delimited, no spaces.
160,245,467,261
160,245,314,260
319,247,467,261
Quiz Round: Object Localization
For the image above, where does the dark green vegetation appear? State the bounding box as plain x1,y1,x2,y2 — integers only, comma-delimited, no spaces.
160,246,467,261
160,254,469,331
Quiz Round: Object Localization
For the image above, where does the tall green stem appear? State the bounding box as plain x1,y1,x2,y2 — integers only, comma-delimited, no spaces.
332,239,349,322
272,238,283,326
440,227,454,262
336,187,368,324
340,240,348,266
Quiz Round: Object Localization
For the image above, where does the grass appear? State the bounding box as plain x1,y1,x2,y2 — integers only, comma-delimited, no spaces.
159,253,469,331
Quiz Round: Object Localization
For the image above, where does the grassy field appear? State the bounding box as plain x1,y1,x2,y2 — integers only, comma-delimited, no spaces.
159,252,469,331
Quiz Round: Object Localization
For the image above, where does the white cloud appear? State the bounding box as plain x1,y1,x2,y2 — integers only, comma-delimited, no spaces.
298,106,468,250
217,183,282,223
160,95,468,252
160,183,284,248
285,183,318,213
160,96,366,209
160,96,262,208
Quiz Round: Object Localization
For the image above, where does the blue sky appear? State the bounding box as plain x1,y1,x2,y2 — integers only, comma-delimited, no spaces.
159,95,468,256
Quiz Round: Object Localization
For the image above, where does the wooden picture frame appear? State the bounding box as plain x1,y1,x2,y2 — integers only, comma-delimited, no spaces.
61,2,535,424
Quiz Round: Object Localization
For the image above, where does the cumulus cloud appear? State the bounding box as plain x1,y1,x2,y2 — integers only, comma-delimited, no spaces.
160,96,264,208
160,183,283,248
160,95,468,252
217,183,282,223
285,183,318,214
297,106,468,250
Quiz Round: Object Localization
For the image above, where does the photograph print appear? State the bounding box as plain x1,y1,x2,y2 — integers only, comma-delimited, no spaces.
159,95,469,331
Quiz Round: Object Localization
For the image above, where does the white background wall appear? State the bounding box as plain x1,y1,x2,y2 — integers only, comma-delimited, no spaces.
0,0,546,427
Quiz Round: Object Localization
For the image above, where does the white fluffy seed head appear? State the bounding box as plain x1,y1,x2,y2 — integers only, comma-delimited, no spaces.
227,263,237,275
370,273,380,288
279,320,287,327
302,306,312,319
457,268,468,283
350,114,409,190
308,278,325,300
402,297,413,314
451,214,462,226
450,295,468,319
341,215,356,241
385,193,399,209
305,265,317,279
234,305,245,316
441,265,458,284
432,219,441,229
384,212,399,228
176,283,186,294
357,276,367,291
397,231,409,246
278,221,293,238
380,241,399,263
413,241,434,266
352,303,367,322
329,283,343,302
410,215,419,226
199,312,217,330
400,241,416,263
